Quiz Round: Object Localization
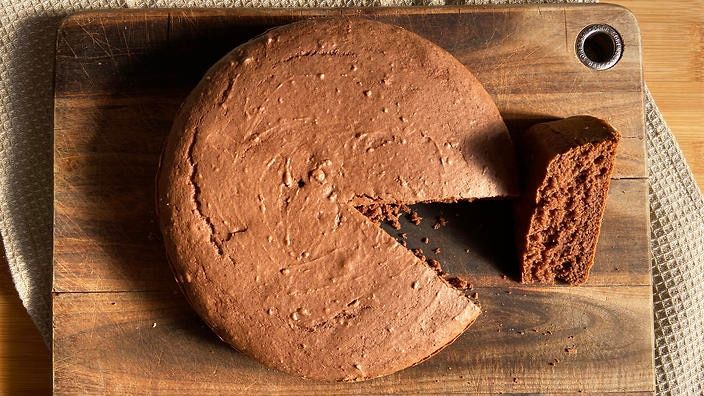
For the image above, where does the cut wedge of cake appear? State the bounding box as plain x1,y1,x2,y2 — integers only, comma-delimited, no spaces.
514,116,620,285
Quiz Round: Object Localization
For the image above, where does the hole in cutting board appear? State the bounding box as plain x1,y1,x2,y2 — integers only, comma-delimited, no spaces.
584,32,615,63
575,24,623,70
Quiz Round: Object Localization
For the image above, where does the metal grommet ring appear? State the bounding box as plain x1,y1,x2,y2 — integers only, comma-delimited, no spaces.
575,24,623,70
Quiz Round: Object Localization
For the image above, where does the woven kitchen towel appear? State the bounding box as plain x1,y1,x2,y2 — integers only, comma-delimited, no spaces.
1,0,702,394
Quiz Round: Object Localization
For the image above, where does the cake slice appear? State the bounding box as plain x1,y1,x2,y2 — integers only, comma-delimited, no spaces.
514,116,620,285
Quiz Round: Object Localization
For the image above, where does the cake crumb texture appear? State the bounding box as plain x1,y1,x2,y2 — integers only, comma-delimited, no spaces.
514,116,620,285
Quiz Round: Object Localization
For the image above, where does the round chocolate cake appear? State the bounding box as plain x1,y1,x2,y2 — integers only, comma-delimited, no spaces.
158,17,516,381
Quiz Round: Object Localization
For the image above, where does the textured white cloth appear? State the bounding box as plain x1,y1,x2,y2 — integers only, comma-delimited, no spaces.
645,89,704,394
1,0,702,394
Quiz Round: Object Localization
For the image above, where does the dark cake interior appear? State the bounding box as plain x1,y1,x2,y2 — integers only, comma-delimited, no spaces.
514,116,620,285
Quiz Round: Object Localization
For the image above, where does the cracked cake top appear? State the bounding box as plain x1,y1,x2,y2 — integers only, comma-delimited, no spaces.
157,17,517,381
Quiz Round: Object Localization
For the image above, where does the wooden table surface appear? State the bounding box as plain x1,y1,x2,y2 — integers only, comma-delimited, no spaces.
1,2,701,394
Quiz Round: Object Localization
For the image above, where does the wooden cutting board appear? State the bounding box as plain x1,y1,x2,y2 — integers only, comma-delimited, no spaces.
53,5,653,394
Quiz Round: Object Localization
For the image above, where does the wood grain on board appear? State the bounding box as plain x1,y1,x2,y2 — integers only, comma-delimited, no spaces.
53,5,654,394
54,286,653,394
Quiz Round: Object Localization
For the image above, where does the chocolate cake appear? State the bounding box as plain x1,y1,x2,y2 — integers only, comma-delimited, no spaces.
514,116,620,285
158,17,517,381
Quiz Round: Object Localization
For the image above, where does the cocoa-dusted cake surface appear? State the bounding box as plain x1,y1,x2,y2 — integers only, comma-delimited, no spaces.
158,17,517,381
514,116,620,285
